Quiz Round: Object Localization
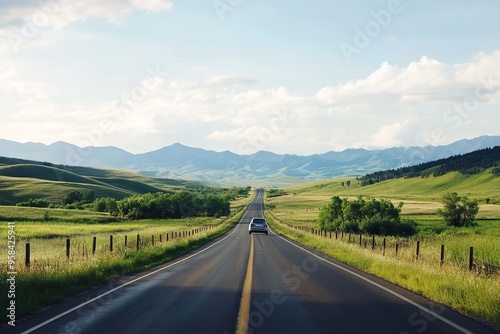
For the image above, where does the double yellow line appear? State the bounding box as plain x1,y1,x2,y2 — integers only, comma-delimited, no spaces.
236,234,254,334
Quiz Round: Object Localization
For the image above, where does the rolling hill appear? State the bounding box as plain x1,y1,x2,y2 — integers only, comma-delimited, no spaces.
284,169,500,204
0,157,201,206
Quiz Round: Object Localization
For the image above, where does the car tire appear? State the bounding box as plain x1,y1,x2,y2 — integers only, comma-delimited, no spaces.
249,231,251,234
265,232,268,235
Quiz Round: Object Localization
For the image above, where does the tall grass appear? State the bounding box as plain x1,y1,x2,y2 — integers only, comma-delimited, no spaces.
266,212,500,327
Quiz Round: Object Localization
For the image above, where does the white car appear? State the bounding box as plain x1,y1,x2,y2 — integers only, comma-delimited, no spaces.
249,217,268,235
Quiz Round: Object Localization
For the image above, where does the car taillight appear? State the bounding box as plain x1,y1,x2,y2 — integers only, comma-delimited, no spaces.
263,224,267,228
250,223,254,227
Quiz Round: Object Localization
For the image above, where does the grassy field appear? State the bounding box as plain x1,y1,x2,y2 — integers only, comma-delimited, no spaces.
264,172,500,327
0,192,252,319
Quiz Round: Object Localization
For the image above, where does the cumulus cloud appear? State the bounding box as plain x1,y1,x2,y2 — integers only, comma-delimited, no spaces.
317,53,500,105
371,122,407,148
1,51,500,154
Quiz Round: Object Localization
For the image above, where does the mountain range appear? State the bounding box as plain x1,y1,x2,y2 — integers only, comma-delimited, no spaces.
1,136,500,187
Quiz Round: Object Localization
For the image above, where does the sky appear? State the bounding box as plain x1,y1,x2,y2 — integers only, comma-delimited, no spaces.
1,0,499,155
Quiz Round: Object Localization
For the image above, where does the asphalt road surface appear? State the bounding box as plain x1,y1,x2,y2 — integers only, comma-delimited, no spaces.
6,189,498,334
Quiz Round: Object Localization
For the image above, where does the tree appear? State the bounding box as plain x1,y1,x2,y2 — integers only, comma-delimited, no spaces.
346,180,351,187
318,196,417,236
63,190,83,205
63,190,95,205
93,197,118,215
318,196,343,230
204,194,230,217
437,192,479,227
82,190,95,203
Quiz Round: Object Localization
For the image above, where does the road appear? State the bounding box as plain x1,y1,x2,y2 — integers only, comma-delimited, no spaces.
7,189,498,334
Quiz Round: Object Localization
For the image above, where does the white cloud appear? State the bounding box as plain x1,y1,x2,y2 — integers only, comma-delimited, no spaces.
130,0,173,12
317,53,500,105
0,0,173,55
371,122,407,148
1,51,500,154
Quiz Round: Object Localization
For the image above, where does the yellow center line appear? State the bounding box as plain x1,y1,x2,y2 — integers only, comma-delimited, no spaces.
236,233,254,334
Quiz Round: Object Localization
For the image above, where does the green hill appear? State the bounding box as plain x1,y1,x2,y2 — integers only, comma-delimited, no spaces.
0,157,201,206
285,169,500,203
0,164,109,186
359,146,500,185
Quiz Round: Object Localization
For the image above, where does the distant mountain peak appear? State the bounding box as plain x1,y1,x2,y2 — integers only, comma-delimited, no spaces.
1,136,500,187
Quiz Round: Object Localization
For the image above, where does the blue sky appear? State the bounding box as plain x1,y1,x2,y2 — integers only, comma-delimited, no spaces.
1,0,499,156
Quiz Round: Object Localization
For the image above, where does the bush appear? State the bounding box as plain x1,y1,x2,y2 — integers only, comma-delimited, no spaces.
266,189,287,198
437,192,479,227
16,198,50,208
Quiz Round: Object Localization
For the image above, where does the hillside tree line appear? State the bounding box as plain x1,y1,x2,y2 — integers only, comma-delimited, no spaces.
16,186,251,220
359,146,500,186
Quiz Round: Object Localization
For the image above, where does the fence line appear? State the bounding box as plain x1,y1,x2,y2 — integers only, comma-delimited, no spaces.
267,211,498,274
23,223,224,267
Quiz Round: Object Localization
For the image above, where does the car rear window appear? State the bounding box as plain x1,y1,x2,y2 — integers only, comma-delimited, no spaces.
253,219,266,224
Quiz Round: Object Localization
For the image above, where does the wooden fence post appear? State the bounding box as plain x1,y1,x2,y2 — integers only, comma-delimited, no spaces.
66,238,70,259
396,243,399,256
110,235,113,252
359,234,362,247
383,238,386,256
416,240,420,260
372,236,375,250
137,234,140,250
469,247,474,271
92,236,96,255
152,235,155,246
25,243,30,267
125,235,128,247
440,245,445,266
